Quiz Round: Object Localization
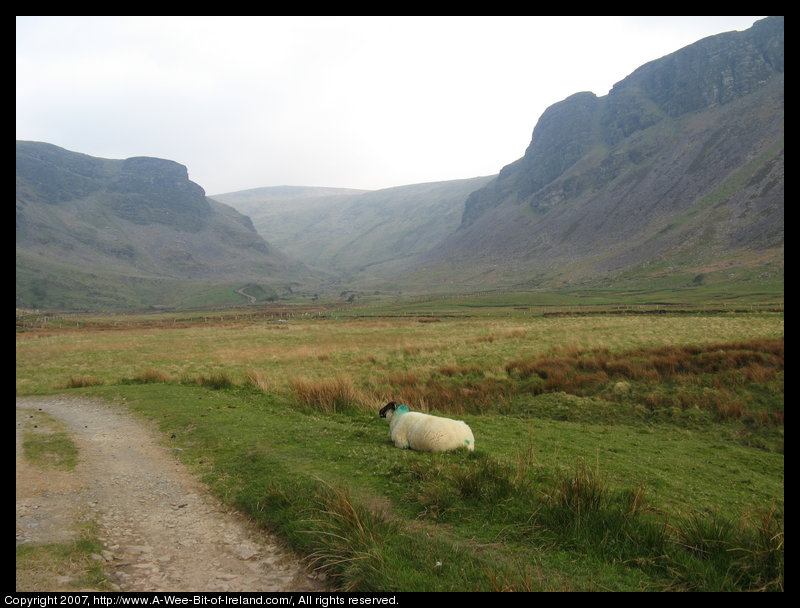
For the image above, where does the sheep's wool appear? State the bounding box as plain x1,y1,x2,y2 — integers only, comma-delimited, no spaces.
386,404,475,452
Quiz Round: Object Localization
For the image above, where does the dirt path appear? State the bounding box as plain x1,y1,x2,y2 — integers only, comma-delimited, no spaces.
235,287,257,304
16,395,327,592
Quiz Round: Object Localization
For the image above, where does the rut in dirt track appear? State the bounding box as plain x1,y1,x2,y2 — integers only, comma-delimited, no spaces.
16,395,327,592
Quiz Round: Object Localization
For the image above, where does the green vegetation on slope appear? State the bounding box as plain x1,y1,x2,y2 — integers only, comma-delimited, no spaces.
212,177,494,281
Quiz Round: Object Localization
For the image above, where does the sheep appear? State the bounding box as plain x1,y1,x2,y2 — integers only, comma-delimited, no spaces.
378,401,475,452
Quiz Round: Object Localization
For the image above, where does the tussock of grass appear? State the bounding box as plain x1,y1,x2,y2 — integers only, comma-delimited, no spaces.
243,369,276,392
195,372,236,390
63,375,103,389
548,460,608,520
667,506,784,591
301,483,401,591
290,375,373,413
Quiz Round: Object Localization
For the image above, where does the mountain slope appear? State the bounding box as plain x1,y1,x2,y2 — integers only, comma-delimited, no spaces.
412,16,784,291
212,176,494,280
16,141,314,310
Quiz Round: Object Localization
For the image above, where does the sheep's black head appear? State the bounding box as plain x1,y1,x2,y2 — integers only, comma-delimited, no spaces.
379,401,397,418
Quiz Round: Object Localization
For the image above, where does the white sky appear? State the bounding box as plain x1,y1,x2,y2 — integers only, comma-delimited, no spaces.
16,16,766,195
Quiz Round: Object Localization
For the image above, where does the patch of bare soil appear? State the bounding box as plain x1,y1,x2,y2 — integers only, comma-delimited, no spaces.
16,395,327,592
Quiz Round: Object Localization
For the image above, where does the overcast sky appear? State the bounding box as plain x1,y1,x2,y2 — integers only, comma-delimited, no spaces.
17,16,766,195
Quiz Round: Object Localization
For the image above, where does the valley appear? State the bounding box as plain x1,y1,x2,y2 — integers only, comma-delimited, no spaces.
16,18,783,313
15,16,783,595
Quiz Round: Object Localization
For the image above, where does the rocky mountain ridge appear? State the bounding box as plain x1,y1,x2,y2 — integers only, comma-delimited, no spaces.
16,141,312,310
410,16,783,289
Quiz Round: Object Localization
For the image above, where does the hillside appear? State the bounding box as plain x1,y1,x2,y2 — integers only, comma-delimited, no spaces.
209,185,372,270
16,141,316,310
403,17,784,293
211,176,494,282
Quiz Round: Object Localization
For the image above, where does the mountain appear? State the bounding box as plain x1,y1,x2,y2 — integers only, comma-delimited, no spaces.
16,141,315,310
211,176,494,282
16,18,784,308
408,16,784,291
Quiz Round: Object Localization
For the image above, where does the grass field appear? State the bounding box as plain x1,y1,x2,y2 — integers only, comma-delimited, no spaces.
16,300,784,591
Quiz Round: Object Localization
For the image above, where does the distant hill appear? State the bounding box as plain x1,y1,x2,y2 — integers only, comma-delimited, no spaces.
212,185,371,207
211,176,494,282
16,141,315,310
403,17,784,292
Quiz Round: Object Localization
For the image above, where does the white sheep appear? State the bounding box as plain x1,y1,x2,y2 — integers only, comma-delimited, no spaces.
379,401,475,452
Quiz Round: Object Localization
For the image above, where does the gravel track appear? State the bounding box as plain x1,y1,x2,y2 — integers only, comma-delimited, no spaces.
16,395,326,592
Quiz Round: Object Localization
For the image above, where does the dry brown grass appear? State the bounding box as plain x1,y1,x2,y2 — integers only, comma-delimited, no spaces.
242,369,274,392
62,376,103,389
389,376,514,415
131,368,173,384
505,337,783,422
507,338,782,382
290,375,373,413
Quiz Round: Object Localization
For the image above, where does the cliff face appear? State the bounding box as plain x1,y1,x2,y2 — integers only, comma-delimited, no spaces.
16,142,212,231
429,17,783,287
106,156,211,230
609,16,783,121
16,141,310,309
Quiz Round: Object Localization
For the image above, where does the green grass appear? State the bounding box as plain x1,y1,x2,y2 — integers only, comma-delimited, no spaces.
16,304,783,591
66,378,782,592
20,409,80,471
16,250,289,311
16,535,113,592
